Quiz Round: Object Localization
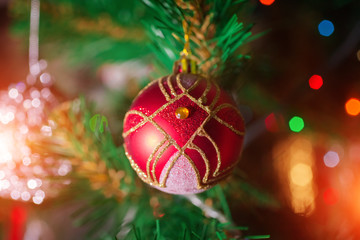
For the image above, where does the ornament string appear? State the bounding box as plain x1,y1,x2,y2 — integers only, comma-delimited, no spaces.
175,20,197,74
181,20,191,57
29,0,40,76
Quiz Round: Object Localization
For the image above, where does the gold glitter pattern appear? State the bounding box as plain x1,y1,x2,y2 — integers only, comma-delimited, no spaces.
123,74,245,190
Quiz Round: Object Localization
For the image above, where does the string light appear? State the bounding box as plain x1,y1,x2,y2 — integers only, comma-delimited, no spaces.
289,116,304,132
259,0,275,6
318,20,334,37
308,75,323,90
345,98,360,116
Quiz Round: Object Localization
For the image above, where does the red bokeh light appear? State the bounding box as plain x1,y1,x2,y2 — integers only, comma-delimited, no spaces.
265,113,279,132
10,205,27,240
309,75,323,90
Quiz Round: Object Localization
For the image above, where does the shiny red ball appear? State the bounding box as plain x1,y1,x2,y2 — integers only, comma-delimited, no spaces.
123,73,245,194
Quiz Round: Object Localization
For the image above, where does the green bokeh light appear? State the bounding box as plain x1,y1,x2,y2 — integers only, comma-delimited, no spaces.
289,116,304,132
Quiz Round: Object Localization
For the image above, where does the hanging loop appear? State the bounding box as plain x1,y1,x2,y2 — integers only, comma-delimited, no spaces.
181,20,192,56
173,20,197,74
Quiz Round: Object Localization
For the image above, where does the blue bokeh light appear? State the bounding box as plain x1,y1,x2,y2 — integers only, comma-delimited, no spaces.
318,20,334,37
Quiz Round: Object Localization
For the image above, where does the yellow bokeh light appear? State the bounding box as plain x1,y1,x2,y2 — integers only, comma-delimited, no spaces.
290,163,313,186
273,135,316,216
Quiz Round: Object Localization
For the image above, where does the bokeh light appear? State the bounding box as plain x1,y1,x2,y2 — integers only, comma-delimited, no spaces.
308,75,323,90
290,163,313,187
318,20,334,37
323,188,338,205
0,70,70,205
289,116,304,132
345,98,360,116
273,136,315,216
265,113,279,132
323,151,340,168
260,0,275,5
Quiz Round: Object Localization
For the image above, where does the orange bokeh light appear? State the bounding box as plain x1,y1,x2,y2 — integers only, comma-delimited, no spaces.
260,0,275,6
323,188,338,205
345,98,360,116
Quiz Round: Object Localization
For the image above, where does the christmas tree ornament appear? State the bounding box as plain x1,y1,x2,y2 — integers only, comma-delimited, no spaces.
123,53,245,194
123,21,245,194
123,62,245,194
0,0,67,204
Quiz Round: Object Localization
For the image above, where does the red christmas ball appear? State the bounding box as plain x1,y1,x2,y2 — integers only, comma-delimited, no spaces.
123,73,245,194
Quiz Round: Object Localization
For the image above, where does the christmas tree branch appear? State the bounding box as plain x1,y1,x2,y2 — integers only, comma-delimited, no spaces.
144,0,255,81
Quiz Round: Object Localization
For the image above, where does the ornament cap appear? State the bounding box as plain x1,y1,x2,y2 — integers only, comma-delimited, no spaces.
173,57,197,74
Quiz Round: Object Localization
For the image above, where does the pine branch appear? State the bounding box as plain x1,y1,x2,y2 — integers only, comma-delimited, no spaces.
30,99,136,201
143,0,255,81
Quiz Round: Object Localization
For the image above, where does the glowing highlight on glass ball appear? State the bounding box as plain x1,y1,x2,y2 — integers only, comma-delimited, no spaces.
27,179,37,189
33,190,45,204
40,72,52,84
33,196,44,205
323,151,340,168
31,98,41,108
8,88,19,99
289,116,305,132
21,191,31,201
175,107,190,119
260,0,275,5
345,98,360,116
309,75,323,90
23,99,32,109
318,20,334,37
11,190,20,200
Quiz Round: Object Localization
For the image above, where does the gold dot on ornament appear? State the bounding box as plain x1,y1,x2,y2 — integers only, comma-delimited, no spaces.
175,107,190,119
